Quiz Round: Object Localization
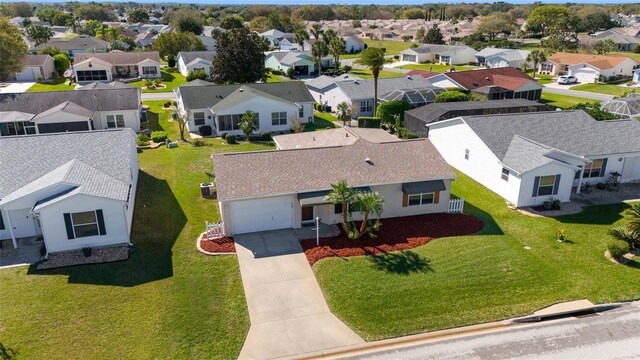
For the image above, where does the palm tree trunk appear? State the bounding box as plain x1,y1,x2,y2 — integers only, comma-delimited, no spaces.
373,72,379,115
341,202,348,227
358,211,369,238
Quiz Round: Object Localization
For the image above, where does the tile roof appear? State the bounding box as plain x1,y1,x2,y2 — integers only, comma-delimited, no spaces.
74,51,161,65
176,81,314,110
548,52,635,69
0,87,140,113
0,129,136,203
213,138,455,200
273,127,397,149
432,67,538,91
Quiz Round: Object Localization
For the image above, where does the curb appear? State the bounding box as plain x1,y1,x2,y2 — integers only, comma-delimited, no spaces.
196,232,236,256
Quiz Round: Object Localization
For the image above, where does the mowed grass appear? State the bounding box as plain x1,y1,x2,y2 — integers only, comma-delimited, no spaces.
533,74,555,85
540,92,597,109
314,169,640,341
0,101,272,359
129,68,187,93
401,63,477,73
304,114,338,132
27,78,75,92
342,39,417,59
571,83,636,97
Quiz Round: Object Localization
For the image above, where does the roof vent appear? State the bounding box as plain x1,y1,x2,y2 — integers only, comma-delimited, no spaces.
313,136,316,141
485,77,490,81
407,76,412,80
354,80,359,84
239,88,244,92
365,157,373,165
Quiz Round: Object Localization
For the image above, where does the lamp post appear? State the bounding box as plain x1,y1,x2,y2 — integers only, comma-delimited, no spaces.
315,216,320,246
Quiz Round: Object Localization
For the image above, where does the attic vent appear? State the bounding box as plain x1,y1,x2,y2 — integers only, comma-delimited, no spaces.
365,157,373,165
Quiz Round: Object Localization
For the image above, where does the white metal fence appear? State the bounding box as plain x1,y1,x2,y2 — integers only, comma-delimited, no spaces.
206,221,224,240
448,197,464,214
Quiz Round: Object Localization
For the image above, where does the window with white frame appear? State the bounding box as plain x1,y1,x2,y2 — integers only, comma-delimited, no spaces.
218,114,243,131
193,112,205,126
501,168,509,181
106,114,125,128
271,112,287,126
464,148,470,160
298,106,304,118
536,175,557,196
541,63,553,72
71,211,99,238
360,100,373,113
583,159,605,178
408,192,434,206
142,66,157,76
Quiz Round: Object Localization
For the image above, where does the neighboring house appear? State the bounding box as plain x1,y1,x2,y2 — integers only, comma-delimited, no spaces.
73,51,161,83
277,35,309,51
344,35,365,53
474,48,532,69
31,35,109,58
427,67,543,101
426,110,640,207
272,126,397,149
404,99,550,136
307,75,444,117
260,29,286,47
538,52,638,83
400,44,477,65
591,28,640,51
265,51,332,76
177,51,216,79
0,129,138,255
134,32,157,48
213,131,456,235
0,84,141,136
13,55,56,81
174,81,315,136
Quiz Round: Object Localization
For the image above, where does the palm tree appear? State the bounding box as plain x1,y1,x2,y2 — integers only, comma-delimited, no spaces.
328,36,346,70
324,180,355,228
609,204,640,250
355,47,386,115
336,101,351,126
238,110,258,141
311,41,328,76
351,191,384,239
293,29,309,51
526,50,547,80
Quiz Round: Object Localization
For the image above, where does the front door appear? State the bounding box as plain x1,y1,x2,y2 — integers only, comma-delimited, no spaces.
301,206,314,223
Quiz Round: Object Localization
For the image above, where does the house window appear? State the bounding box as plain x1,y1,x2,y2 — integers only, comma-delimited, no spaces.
298,106,304,118
334,203,361,213
106,114,125,128
464,149,470,160
142,66,157,75
541,63,553,72
76,70,107,82
0,211,5,230
360,100,373,113
583,159,606,178
71,211,100,238
0,121,36,136
193,112,205,126
536,175,557,196
501,168,509,181
407,192,434,206
271,112,287,126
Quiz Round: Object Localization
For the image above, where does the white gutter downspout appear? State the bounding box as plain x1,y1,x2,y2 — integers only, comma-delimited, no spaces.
4,209,18,249
123,203,132,246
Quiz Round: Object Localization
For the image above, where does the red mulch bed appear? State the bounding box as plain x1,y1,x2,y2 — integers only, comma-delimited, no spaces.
199,235,236,253
300,213,484,265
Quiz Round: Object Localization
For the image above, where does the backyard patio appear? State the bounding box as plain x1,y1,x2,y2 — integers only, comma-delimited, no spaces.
0,237,44,268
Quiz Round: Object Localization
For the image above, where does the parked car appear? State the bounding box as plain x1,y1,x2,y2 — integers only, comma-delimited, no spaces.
557,75,578,85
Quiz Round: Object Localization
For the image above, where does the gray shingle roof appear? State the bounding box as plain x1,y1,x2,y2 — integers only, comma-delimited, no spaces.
24,54,51,66
267,51,314,66
501,135,555,173
74,51,160,65
32,35,109,51
177,51,216,66
177,81,314,110
273,128,397,149
0,130,136,203
462,110,640,162
77,81,135,90
32,100,93,121
404,44,473,55
213,138,455,200
335,76,437,101
0,87,140,114
305,74,362,91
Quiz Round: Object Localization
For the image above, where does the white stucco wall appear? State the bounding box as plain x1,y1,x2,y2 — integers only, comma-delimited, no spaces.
215,95,301,135
517,163,576,207
94,110,141,132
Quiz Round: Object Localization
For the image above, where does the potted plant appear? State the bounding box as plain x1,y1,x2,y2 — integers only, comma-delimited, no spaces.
82,247,92,257
551,199,561,210
543,200,553,210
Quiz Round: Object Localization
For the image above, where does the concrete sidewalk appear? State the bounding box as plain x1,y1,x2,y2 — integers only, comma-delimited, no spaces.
235,229,363,360
542,85,614,101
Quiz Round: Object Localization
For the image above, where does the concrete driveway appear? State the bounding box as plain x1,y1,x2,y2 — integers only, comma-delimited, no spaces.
0,82,35,94
235,229,363,360
542,83,614,101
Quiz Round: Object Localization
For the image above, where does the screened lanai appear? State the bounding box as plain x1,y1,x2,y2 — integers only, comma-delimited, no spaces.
601,93,640,118
379,87,445,108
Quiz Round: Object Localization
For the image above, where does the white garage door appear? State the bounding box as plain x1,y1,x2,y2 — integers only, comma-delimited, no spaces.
16,68,38,81
230,196,293,234
623,156,640,181
571,68,598,84
402,54,417,62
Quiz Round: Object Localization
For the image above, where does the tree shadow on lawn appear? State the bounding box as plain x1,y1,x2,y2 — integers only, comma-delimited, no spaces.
161,71,176,82
0,341,18,360
27,171,186,287
368,250,434,275
555,202,631,225
141,108,166,133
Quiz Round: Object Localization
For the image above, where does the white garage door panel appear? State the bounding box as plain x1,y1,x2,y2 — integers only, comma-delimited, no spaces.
16,68,37,81
623,156,640,181
231,196,293,234
572,69,598,84
402,54,416,62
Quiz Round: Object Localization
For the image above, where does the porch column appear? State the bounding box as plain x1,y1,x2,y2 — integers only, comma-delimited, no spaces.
576,167,584,194
5,211,17,249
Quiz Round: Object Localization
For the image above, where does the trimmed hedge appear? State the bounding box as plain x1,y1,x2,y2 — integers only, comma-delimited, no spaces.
607,240,629,260
226,134,237,144
150,131,167,143
357,116,382,128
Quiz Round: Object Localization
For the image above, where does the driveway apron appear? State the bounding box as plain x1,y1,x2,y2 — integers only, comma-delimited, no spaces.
235,229,363,360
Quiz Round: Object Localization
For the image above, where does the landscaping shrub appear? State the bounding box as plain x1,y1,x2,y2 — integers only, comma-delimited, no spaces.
144,78,154,88
596,182,606,190
226,134,237,144
435,91,471,103
343,65,352,72
136,133,150,146
199,125,212,137
271,69,283,76
398,127,418,139
163,101,172,108
286,67,295,79
192,138,206,147
393,55,400,60
607,240,629,260
186,69,208,81
220,132,228,140
259,131,271,141
357,116,382,128
167,56,176,68
150,131,167,143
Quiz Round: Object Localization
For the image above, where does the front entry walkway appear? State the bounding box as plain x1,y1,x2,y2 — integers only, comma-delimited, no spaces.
235,229,363,360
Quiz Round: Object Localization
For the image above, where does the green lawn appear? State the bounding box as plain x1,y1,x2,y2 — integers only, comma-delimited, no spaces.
315,169,640,341
540,93,597,109
304,113,339,132
612,51,640,63
401,63,477,73
342,40,417,59
129,68,187,93
266,73,294,83
0,101,272,359
26,78,75,92
349,69,404,79
533,74,555,85
570,83,635,97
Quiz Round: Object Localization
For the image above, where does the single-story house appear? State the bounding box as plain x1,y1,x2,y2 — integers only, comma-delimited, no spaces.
273,126,397,149
400,44,477,65
31,35,109,58
426,110,640,207
0,129,138,255
260,29,286,47
404,99,550,136
590,29,640,52
73,51,161,83
307,75,444,117
427,67,543,101
344,36,365,53
474,48,532,69
0,84,141,136
538,52,638,83
176,51,216,79
265,51,332,76
13,55,56,81
213,132,456,235
174,80,315,135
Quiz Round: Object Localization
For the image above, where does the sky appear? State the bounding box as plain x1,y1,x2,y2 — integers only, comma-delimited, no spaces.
6,0,640,4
